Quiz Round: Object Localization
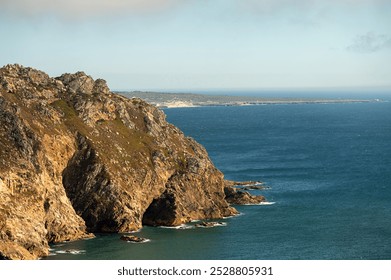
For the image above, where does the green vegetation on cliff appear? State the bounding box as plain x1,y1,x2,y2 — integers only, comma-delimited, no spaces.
1,64,262,260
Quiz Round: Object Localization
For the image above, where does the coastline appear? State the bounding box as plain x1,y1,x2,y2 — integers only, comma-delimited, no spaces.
118,91,376,109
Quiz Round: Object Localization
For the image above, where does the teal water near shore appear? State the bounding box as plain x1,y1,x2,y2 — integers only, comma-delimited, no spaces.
45,97,391,260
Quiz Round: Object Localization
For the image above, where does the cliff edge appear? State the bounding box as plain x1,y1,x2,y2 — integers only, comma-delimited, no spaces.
0,64,246,259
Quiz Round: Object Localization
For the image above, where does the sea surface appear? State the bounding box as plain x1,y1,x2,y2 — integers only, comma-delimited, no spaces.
46,95,391,260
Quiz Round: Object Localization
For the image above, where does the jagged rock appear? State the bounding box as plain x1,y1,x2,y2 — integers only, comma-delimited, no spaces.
56,72,95,95
225,180,264,188
0,64,238,259
93,79,110,95
0,241,35,260
224,186,266,205
120,235,147,243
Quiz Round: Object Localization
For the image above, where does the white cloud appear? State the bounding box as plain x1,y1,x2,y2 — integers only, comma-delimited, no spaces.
1,0,389,20
347,32,391,53
236,0,389,13
0,0,182,18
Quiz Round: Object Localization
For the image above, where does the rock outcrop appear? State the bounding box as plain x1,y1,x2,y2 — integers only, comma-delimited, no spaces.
224,186,266,205
0,64,239,259
224,181,266,204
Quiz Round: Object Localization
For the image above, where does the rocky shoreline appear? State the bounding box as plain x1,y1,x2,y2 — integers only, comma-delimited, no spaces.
0,64,266,260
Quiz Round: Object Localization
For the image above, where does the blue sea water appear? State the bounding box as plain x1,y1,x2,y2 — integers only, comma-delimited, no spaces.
46,99,391,260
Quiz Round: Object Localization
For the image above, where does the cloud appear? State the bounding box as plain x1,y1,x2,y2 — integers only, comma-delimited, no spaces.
2,0,389,20
0,0,182,19
232,0,391,27
236,0,390,13
347,32,391,53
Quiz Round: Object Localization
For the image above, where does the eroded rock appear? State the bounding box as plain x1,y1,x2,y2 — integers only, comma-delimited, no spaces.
0,64,238,259
224,186,266,205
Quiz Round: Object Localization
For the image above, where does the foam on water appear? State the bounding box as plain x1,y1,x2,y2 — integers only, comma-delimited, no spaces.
223,212,244,219
126,239,151,244
259,201,276,205
211,222,227,227
159,224,194,230
241,182,263,187
194,222,227,228
55,249,86,255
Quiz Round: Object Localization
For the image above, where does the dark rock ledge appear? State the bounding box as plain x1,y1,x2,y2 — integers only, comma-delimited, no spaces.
224,180,267,205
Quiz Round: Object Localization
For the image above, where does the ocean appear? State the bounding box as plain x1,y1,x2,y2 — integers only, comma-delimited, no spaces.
45,96,391,260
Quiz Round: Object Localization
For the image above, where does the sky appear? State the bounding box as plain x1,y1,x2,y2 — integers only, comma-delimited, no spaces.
1,0,391,92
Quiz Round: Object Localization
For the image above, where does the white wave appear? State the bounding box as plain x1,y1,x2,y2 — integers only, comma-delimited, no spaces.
195,222,227,228
159,224,194,230
55,250,67,254
69,250,86,255
55,249,86,255
124,229,141,233
259,201,276,205
240,201,276,206
241,182,263,187
127,238,151,244
223,212,244,219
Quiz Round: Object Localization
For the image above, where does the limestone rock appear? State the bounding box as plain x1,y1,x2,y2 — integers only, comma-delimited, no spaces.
0,64,238,259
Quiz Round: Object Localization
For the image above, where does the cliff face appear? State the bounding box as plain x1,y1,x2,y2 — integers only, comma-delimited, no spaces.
0,64,237,259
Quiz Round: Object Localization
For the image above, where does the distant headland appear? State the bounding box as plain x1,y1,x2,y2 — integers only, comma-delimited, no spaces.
118,91,375,109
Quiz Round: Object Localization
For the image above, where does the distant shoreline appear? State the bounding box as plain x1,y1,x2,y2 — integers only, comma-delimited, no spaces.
117,91,378,109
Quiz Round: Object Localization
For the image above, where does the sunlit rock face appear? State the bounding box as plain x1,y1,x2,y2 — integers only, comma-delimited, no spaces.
0,64,237,259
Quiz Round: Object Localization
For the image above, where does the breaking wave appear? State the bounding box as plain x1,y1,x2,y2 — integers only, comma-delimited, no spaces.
55,249,86,255
127,239,151,244
159,224,194,230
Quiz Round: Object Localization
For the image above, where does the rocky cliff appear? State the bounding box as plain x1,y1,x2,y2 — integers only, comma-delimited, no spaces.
0,64,263,260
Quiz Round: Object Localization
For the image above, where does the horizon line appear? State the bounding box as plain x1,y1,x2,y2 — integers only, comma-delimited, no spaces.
112,86,391,93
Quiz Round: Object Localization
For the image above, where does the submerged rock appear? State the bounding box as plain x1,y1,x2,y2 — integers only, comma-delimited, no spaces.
120,235,148,243
0,64,238,259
